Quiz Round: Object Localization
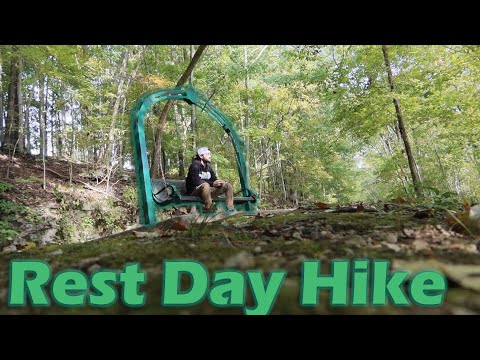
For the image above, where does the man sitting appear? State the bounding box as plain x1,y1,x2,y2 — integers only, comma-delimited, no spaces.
185,147,234,212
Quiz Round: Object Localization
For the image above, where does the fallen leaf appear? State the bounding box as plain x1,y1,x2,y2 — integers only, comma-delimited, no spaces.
315,202,330,209
24,242,37,250
170,218,190,231
446,207,480,235
157,217,190,231
356,203,365,212
414,209,435,219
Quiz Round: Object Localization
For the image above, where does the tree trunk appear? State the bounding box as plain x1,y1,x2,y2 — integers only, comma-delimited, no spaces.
244,46,251,182
105,49,129,166
380,133,409,194
39,76,46,157
382,45,422,195
59,103,67,158
38,76,47,190
25,86,31,153
0,56,4,147
4,48,20,151
16,56,24,153
277,141,287,201
173,104,185,177
189,45,197,149
119,95,128,171
152,45,207,178
431,134,448,188
44,77,52,157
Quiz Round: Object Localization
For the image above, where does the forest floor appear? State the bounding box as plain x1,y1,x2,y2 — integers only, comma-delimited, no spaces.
1,151,480,314
1,201,480,314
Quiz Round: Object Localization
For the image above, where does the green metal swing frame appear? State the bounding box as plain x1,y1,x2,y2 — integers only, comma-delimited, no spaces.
131,85,258,226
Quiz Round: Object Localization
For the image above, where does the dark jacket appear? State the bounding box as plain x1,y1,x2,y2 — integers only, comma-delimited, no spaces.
185,159,218,194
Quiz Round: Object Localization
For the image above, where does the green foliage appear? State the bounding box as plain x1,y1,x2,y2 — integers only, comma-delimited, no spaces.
0,199,26,215
91,199,126,236
4,44,480,213
0,220,18,242
15,176,44,185
187,216,211,241
123,185,138,207
0,181,13,193
422,186,461,210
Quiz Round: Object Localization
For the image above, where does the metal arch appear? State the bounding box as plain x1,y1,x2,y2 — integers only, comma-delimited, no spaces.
131,85,257,226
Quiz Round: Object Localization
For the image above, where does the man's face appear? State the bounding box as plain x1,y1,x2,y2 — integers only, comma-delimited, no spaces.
201,151,212,163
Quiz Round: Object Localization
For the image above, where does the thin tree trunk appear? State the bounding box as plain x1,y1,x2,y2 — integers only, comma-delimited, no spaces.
190,45,197,149
119,96,128,171
277,141,287,201
431,135,448,188
16,56,24,153
380,133,409,193
69,102,76,184
39,76,46,157
45,77,52,157
4,48,19,151
382,45,422,195
0,56,4,147
179,104,190,177
106,50,129,166
152,45,207,178
59,99,67,158
38,76,47,189
25,86,31,153
173,104,185,177
244,46,251,182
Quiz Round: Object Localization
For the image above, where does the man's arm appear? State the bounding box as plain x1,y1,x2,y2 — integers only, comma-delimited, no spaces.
208,166,217,186
188,163,206,187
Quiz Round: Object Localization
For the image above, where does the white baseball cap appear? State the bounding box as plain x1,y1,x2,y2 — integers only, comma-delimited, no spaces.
197,147,210,156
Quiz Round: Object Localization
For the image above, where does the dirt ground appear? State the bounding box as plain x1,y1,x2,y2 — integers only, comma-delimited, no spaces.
1,205,479,315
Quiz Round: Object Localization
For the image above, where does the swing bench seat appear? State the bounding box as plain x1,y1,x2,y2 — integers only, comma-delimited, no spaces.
151,179,256,206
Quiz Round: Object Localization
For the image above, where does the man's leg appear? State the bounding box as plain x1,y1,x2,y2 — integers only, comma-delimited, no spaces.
211,182,234,211
191,183,213,209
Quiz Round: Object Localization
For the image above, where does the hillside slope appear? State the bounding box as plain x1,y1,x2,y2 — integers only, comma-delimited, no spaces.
0,151,138,251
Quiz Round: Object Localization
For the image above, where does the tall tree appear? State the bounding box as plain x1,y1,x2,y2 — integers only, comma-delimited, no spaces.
382,45,422,195
189,45,197,149
3,46,21,151
105,49,130,166
16,56,24,153
244,46,251,184
38,75,46,157
0,51,4,147
151,45,207,178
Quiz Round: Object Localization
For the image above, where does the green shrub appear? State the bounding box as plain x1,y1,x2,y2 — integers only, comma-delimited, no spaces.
0,199,26,215
0,220,18,243
15,176,44,185
0,181,13,194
